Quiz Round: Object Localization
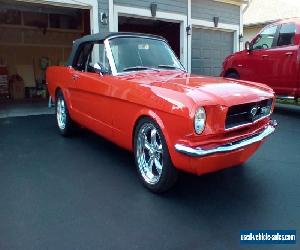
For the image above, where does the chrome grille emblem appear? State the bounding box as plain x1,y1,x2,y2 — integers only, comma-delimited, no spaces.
250,106,258,116
250,106,259,120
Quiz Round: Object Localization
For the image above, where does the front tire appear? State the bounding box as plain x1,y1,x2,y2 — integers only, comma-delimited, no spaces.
134,117,178,193
56,90,74,136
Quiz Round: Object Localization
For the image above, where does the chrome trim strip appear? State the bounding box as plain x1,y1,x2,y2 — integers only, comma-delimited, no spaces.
107,34,166,42
225,113,271,131
175,120,277,157
104,39,117,76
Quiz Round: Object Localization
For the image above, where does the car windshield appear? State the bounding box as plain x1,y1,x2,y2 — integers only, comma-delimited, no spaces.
108,37,184,73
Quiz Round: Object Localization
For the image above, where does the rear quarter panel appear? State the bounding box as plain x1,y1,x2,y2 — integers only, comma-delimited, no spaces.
46,66,71,102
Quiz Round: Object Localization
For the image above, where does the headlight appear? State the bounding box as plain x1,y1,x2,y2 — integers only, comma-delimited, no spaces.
261,98,273,116
194,107,206,134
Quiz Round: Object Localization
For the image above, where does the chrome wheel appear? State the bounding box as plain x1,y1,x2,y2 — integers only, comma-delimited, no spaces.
57,97,66,130
136,123,163,185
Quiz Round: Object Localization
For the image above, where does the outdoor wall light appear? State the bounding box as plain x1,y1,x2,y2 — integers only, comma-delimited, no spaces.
150,2,157,17
239,33,244,42
186,25,192,35
213,16,219,27
100,12,108,25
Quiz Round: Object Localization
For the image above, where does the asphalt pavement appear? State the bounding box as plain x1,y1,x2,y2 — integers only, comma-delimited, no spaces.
0,108,299,250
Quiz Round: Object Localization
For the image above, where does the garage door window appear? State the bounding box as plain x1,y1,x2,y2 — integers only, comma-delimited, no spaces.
252,25,278,50
23,11,48,28
0,9,21,25
49,13,82,30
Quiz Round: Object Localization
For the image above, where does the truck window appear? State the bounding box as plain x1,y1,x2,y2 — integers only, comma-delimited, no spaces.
252,25,278,50
277,23,296,46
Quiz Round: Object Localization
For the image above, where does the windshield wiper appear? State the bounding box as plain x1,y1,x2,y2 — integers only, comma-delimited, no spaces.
122,66,159,72
157,65,185,71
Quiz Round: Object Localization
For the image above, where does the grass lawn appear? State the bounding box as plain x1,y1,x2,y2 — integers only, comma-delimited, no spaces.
276,98,300,106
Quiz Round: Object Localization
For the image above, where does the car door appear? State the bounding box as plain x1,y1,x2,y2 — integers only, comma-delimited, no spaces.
269,23,298,96
70,41,114,137
243,25,280,84
67,42,92,117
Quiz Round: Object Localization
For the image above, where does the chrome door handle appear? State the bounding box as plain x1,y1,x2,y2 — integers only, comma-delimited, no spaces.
262,55,269,58
72,74,79,80
285,52,293,56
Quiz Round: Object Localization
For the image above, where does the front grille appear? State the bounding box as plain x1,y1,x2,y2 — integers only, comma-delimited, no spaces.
225,99,273,129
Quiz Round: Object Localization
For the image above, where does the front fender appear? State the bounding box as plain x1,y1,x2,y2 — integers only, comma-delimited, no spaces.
132,109,171,148
131,108,193,168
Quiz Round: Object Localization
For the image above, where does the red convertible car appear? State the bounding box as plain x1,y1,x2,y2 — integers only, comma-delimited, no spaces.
47,32,277,192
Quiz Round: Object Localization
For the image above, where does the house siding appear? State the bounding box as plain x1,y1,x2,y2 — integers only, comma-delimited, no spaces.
96,0,241,75
114,0,188,15
191,0,240,25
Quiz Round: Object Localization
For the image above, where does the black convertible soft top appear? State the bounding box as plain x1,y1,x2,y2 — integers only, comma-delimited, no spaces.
66,32,166,66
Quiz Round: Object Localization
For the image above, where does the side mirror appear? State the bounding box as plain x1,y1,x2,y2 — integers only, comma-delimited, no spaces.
93,63,109,75
245,41,252,52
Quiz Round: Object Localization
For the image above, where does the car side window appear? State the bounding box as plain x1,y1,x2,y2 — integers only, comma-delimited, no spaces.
86,43,111,74
277,23,296,47
73,43,93,71
73,42,111,74
252,25,278,50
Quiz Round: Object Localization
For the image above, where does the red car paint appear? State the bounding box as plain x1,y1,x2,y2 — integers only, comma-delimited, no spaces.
47,66,275,175
222,18,300,99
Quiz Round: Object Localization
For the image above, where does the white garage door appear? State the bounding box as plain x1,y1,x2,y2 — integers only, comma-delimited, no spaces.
191,28,234,76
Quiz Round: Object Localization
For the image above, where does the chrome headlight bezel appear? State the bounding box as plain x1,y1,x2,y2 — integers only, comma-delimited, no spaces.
194,107,206,135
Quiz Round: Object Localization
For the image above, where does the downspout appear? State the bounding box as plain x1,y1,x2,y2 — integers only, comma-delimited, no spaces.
242,0,251,14
239,0,251,51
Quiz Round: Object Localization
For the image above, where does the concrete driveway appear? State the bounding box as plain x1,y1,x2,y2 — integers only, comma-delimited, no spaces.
0,108,299,250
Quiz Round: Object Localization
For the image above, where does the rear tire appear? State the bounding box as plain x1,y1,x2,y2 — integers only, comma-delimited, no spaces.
56,90,74,136
134,117,178,193
225,72,239,79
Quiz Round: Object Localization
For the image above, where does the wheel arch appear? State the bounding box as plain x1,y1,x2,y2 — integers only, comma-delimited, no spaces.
54,87,73,117
54,87,62,100
54,87,70,105
131,109,172,152
224,68,240,77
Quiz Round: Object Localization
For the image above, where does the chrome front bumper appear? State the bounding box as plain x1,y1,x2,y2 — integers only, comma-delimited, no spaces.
175,120,277,157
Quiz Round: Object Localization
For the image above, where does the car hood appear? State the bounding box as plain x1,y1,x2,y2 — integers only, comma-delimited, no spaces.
117,70,274,107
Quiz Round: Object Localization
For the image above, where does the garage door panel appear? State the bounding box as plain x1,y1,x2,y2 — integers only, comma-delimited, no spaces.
192,28,233,76
194,67,211,76
191,48,201,58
